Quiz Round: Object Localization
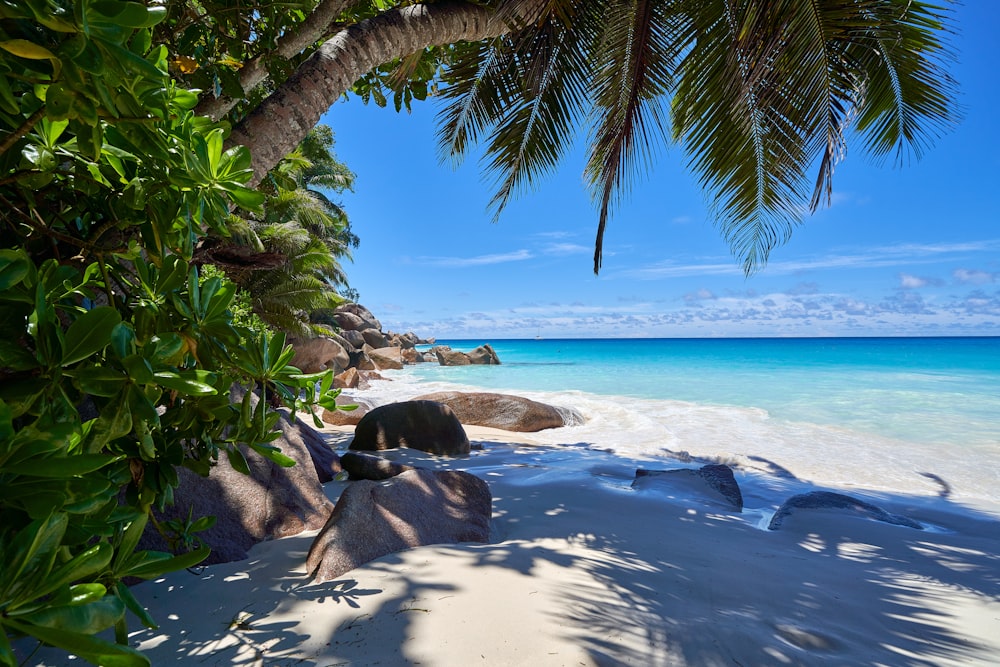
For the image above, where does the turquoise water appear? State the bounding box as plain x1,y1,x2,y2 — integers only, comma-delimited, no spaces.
419,337,1000,448
357,337,1000,505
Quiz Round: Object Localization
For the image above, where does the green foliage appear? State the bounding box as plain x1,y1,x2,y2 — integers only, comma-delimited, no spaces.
0,2,338,664
214,125,358,337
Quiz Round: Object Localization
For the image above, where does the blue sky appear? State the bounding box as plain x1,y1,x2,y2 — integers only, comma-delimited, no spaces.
320,3,999,339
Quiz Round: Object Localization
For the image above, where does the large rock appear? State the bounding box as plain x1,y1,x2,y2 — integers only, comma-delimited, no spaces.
350,400,470,455
368,345,403,370
334,367,360,389
340,451,417,481
332,310,368,332
350,349,377,371
322,394,371,427
141,406,335,565
633,464,743,511
768,491,923,531
361,328,389,349
435,346,472,366
335,303,382,331
289,336,350,374
467,344,501,365
305,469,491,582
413,391,574,432
339,329,366,350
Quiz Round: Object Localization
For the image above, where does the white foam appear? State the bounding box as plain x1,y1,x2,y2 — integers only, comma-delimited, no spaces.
347,368,1000,512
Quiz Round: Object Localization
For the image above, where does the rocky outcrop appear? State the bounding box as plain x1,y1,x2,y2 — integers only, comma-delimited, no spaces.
435,346,472,366
632,464,743,512
767,491,923,531
413,391,577,432
305,469,492,582
468,344,501,365
340,451,417,481
289,336,350,374
349,400,470,456
433,344,501,366
367,345,403,370
141,405,337,565
312,302,498,376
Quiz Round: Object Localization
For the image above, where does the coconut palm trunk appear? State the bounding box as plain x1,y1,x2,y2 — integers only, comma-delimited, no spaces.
229,0,510,186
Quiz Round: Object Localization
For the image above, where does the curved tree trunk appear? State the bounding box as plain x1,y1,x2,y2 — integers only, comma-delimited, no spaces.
228,0,510,186
196,0,356,121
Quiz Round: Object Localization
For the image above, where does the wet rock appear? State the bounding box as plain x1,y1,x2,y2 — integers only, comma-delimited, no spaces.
767,491,923,530
633,464,743,511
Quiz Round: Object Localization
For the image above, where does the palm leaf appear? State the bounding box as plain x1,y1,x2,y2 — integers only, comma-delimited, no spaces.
585,0,679,273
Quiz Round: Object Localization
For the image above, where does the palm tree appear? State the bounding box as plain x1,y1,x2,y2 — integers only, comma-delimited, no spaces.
225,0,958,275
208,126,359,336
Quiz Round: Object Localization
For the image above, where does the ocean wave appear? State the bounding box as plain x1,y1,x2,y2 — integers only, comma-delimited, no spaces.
345,367,1000,508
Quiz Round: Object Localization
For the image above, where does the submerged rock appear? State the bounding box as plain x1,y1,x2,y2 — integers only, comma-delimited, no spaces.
633,464,743,511
767,491,923,531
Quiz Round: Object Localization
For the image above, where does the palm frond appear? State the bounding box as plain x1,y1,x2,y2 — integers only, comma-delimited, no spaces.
585,0,680,273
437,38,523,166
846,0,958,164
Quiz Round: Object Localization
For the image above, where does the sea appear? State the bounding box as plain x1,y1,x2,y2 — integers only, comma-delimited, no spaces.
351,337,1000,515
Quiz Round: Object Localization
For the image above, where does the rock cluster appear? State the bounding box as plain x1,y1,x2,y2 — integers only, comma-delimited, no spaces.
290,302,438,379
287,303,505,427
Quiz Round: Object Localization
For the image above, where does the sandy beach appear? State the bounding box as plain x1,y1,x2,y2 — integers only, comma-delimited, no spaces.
25,422,1000,666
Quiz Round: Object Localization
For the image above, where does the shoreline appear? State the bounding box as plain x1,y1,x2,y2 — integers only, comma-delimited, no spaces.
27,424,1000,666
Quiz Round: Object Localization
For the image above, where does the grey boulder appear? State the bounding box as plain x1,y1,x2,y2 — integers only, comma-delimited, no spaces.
306,469,492,582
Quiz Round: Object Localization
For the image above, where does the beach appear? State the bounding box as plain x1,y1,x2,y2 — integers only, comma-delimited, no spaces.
26,422,1000,666
25,338,1000,666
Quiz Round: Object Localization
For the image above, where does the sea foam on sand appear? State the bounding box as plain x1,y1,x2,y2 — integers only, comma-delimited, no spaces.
27,423,1000,667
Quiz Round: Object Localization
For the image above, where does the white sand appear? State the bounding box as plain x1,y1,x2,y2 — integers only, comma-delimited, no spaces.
27,425,1000,666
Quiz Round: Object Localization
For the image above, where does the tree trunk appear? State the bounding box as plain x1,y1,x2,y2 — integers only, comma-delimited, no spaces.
227,0,509,186
196,0,357,121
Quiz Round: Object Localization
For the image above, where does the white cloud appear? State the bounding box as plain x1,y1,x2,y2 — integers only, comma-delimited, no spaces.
381,287,1000,338
899,273,928,289
420,249,533,267
622,239,1000,280
954,268,995,285
544,243,589,256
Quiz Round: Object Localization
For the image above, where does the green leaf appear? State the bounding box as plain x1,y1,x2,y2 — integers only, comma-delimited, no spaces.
153,371,217,395
0,249,30,290
63,307,122,365
249,443,296,468
2,454,121,478
122,547,209,579
71,366,127,396
33,543,113,601
114,581,157,630
19,596,123,634
225,446,250,475
0,39,61,79
4,618,149,667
